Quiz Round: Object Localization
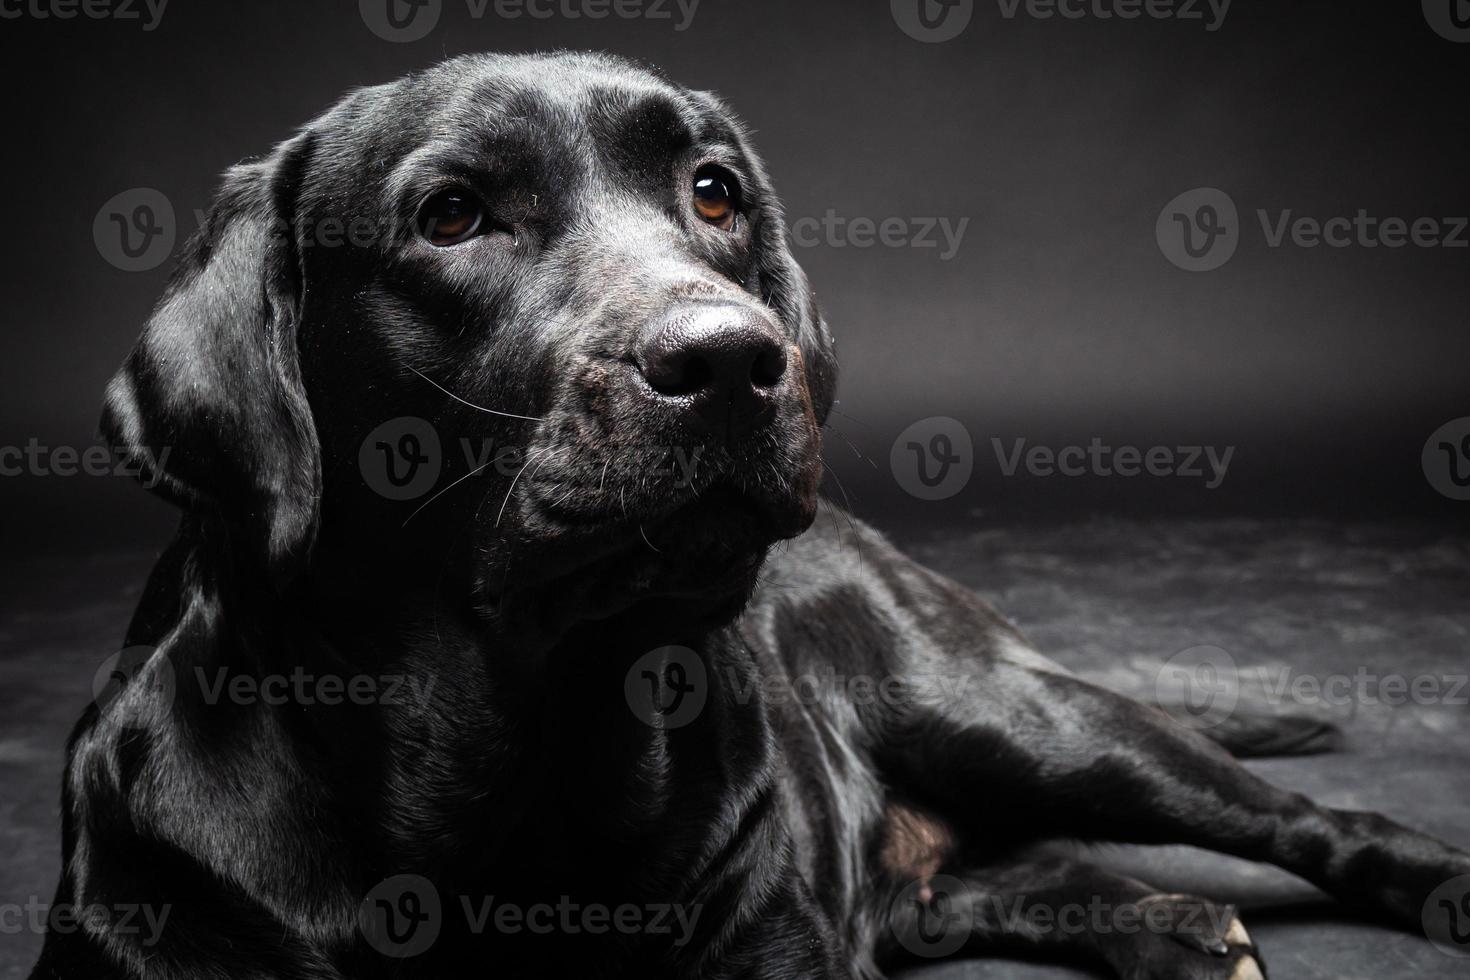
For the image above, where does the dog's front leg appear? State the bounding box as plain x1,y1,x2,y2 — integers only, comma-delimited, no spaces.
881,657,1470,937
661,868,854,979
877,853,1265,980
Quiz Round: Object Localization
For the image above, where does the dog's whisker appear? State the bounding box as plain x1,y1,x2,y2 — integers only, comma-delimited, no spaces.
820,459,866,573
494,444,571,529
495,447,549,528
402,459,496,527
407,365,545,422
827,405,871,428
824,420,877,469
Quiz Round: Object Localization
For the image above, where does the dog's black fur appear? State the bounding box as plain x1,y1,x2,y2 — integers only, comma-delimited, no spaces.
32,52,1470,980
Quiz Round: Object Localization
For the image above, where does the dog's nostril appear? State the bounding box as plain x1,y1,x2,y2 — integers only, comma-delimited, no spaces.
751,346,787,388
646,353,715,397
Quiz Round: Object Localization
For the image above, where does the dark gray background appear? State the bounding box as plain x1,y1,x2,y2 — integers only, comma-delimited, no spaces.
2,0,1468,550
2,3,1470,979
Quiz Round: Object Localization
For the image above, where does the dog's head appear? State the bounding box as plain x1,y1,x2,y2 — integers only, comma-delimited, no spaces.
104,52,834,630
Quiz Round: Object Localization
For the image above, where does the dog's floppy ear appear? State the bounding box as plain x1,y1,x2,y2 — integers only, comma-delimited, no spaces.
770,251,837,428
750,197,837,426
102,132,321,580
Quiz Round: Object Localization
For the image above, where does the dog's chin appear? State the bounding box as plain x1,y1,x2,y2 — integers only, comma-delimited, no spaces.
480,478,818,635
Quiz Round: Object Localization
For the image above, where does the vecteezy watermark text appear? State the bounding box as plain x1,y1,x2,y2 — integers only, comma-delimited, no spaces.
357,875,703,958
1245,666,1468,710
991,437,1233,489
0,898,171,944
191,667,437,710
892,0,1231,44
0,0,167,30
787,211,970,261
91,647,440,732
994,0,1231,30
0,440,169,487
359,0,699,43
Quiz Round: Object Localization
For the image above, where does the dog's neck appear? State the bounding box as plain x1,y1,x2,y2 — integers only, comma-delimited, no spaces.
242,539,772,869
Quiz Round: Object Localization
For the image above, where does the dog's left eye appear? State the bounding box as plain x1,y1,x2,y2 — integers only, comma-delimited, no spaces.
418,189,485,246
692,167,739,230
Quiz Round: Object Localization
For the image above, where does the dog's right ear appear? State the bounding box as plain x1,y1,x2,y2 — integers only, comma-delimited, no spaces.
102,132,322,581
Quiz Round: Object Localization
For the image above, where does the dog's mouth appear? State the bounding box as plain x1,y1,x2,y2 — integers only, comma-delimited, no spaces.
532,472,813,572
530,464,813,537
474,452,819,631
518,424,819,536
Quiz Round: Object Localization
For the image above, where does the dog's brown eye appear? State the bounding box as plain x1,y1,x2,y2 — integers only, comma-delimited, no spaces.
692,167,738,229
418,189,484,246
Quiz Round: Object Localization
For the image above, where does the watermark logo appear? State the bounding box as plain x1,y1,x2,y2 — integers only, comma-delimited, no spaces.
1154,645,1239,729
891,417,975,501
360,417,443,501
1157,187,1239,272
624,646,708,730
94,188,175,272
1423,417,1470,501
91,645,174,731
359,874,442,958
892,0,975,43
891,875,973,957
360,0,442,42
1424,875,1470,957
1424,0,1470,42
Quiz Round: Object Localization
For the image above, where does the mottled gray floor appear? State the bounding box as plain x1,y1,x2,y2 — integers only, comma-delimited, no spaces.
2,520,1468,979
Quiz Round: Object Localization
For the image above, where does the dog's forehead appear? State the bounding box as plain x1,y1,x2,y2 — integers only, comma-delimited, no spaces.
387,53,735,165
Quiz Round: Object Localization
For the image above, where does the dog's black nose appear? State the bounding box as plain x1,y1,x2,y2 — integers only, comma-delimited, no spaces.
637,304,788,437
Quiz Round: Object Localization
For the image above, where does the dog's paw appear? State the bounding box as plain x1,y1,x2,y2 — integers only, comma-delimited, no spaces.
1108,894,1266,980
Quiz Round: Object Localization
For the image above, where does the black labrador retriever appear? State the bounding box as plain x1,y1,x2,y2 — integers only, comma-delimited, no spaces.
32,52,1470,980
